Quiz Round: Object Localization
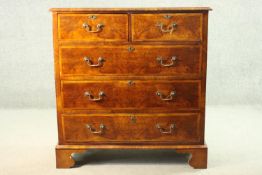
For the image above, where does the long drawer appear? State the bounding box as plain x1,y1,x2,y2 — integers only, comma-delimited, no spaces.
61,113,201,144
61,80,200,111
60,45,201,78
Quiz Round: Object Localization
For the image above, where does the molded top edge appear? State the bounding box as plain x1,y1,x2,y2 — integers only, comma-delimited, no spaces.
49,7,212,12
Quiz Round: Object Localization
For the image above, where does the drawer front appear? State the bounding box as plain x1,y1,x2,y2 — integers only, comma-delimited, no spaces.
60,45,201,77
61,113,201,144
61,80,200,110
132,13,202,41
58,14,128,41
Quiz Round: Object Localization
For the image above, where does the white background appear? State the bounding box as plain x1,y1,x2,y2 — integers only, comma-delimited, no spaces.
0,0,262,108
1,1,262,175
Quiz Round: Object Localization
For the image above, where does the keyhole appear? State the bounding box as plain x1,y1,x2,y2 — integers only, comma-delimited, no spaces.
128,46,135,52
128,80,134,86
88,15,97,20
130,115,136,124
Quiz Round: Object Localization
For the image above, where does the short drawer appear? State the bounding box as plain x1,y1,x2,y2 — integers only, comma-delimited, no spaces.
61,113,201,144
61,80,200,111
132,13,202,42
58,14,128,41
60,45,201,77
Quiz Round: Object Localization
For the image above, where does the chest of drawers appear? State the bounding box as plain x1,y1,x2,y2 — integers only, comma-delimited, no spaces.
50,7,211,169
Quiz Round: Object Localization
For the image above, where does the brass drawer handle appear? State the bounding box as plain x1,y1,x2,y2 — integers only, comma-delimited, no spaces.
156,22,177,34
156,91,176,101
86,124,105,134
84,91,105,101
156,56,176,67
82,23,104,33
84,57,105,67
156,123,175,134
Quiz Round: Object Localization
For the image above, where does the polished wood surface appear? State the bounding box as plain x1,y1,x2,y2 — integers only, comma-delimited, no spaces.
60,45,201,77
56,148,86,168
58,14,128,41
61,113,201,144
177,145,207,168
56,144,207,168
50,7,212,12
132,13,202,41
51,7,210,169
61,80,200,110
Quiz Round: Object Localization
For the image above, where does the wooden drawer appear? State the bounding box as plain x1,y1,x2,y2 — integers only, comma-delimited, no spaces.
60,45,201,77
61,113,201,144
132,13,202,42
61,80,200,111
58,14,128,41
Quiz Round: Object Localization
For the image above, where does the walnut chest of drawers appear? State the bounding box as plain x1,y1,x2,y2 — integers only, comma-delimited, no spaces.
50,7,211,169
